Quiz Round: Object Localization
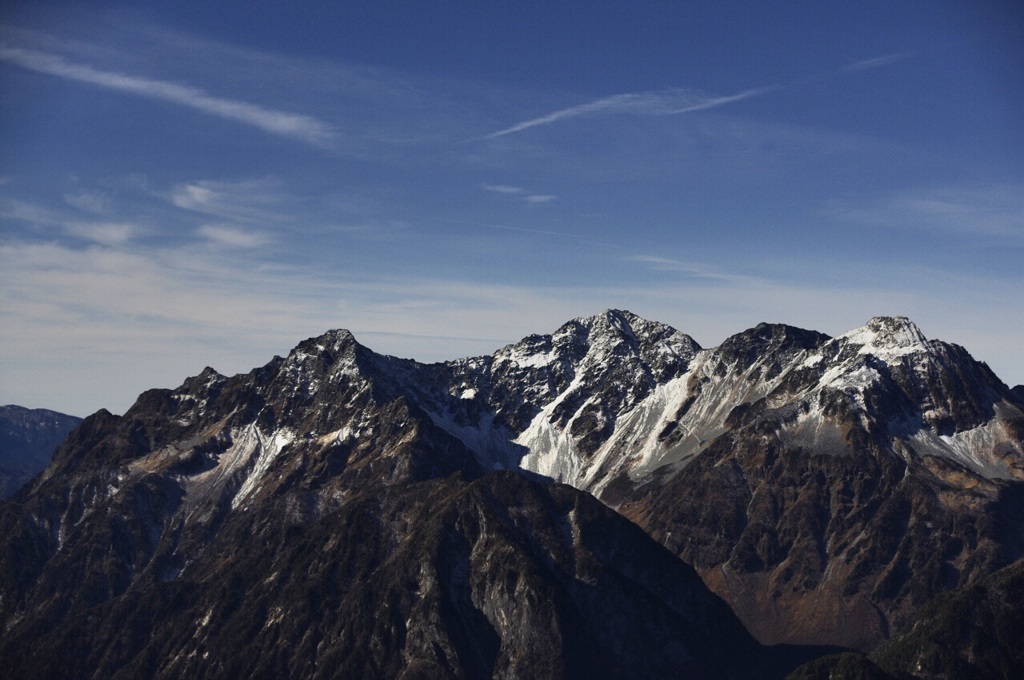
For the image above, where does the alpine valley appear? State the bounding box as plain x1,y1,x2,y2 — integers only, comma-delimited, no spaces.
2,310,1023,679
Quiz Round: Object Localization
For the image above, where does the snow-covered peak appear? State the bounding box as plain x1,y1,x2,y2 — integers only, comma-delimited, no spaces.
285,329,358,363
837,316,929,360
311,328,358,352
552,309,700,360
490,310,698,373
553,309,631,346
587,308,641,337
560,309,651,340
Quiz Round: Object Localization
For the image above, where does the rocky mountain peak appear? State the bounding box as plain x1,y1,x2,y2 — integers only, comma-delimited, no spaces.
550,309,633,355
560,308,661,338
811,316,1021,441
0,406,83,498
274,328,368,392
716,322,829,370
838,316,929,360
587,307,640,331
318,327,357,347
488,309,698,377
551,309,701,365
179,366,226,392
286,328,358,362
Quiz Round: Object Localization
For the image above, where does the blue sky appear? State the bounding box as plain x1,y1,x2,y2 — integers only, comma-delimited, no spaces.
1,1,1022,416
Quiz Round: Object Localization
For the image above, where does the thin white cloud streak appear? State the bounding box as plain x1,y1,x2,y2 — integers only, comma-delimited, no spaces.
524,194,557,204
0,197,68,226
482,184,557,204
1,198,141,246
628,255,756,285
448,219,613,249
825,185,1024,240
0,46,336,146
168,178,293,224
482,51,907,140
482,184,524,194
197,225,269,248
63,191,111,215
845,53,909,72
62,222,137,246
484,86,776,139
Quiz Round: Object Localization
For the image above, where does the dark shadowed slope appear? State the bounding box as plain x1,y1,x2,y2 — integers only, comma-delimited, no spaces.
0,405,82,498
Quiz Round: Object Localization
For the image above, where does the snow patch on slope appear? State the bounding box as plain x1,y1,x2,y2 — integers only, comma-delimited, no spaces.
426,408,524,471
495,349,555,369
516,413,583,484
231,426,295,509
170,422,296,511
908,419,1023,480
581,375,695,493
513,371,592,485
819,363,883,409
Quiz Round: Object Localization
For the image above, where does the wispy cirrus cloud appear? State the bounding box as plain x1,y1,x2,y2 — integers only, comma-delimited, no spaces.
2,228,1022,415
482,184,524,194
168,178,292,223
845,52,909,72
482,51,909,141
0,45,337,146
481,184,557,205
628,255,755,285
63,190,112,215
484,86,776,139
524,194,557,204
197,224,270,249
62,221,138,247
825,184,1024,240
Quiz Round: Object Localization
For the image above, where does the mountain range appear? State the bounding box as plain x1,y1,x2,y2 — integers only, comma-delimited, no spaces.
2,310,1022,678
0,405,82,498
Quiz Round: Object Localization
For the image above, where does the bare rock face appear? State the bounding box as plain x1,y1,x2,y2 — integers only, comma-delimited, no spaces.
619,430,1024,651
